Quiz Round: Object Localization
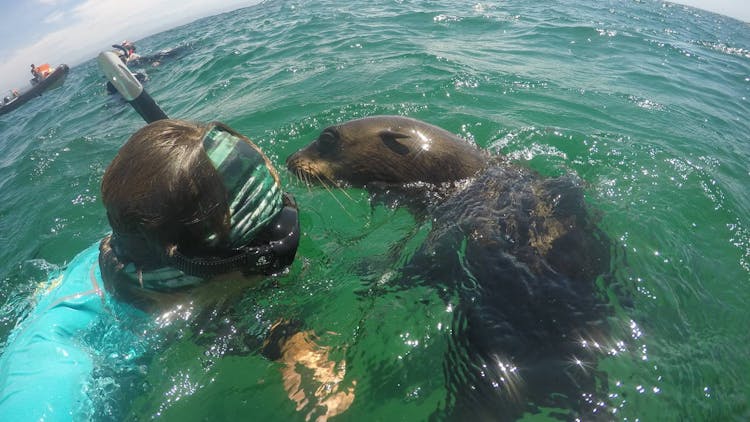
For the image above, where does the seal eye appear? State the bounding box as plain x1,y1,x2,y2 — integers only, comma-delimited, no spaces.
316,128,339,154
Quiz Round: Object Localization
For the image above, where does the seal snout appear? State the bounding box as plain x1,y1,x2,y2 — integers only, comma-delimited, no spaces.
286,150,334,185
285,152,309,181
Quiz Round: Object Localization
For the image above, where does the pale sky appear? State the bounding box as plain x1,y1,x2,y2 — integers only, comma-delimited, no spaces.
0,0,748,93
675,0,750,24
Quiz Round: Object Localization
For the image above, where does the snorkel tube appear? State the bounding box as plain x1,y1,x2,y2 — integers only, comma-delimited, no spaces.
97,51,167,123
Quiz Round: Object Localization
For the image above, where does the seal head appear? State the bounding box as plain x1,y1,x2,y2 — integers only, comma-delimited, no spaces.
286,115,488,187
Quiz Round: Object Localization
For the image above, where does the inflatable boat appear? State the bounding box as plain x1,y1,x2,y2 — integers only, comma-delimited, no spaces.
0,64,69,116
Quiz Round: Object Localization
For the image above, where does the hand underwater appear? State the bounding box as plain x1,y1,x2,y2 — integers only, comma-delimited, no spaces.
271,324,355,421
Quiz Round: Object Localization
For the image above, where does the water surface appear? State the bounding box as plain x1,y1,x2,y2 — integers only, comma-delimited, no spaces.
0,0,748,420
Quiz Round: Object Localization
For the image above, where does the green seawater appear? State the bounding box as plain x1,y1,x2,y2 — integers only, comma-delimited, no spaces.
0,0,749,420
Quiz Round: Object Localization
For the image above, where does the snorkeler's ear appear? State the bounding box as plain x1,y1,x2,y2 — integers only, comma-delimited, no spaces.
378,130,411,155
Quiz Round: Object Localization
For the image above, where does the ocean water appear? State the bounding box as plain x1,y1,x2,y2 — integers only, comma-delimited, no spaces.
0,0,749,420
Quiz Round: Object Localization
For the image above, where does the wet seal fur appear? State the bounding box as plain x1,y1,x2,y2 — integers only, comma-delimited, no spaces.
287,116,613,420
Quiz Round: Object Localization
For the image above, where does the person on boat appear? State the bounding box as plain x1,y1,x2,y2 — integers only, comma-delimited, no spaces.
122,40,136,56
2,90,16,105
30,63,41,83
36,63,52,78
113,40,141,64
30,64,52,83
0,119,354,420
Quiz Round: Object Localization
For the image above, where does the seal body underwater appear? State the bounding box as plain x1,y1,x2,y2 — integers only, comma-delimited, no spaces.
287,115,613,420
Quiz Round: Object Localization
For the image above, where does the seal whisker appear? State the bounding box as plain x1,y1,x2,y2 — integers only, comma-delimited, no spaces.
291,170,314,193
334,183,356,203
299,171,312,191
316,173,356,221
306,174,317,194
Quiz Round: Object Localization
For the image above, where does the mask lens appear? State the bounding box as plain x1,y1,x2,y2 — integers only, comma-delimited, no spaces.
202,123,283,248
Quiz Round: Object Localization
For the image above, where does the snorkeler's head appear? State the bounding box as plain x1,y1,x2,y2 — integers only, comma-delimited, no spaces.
100,119,299,288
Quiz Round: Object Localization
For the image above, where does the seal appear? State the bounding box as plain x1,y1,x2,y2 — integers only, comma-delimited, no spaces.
287,115,614,420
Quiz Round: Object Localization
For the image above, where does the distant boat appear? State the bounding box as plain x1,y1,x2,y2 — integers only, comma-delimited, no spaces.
0,64,70,116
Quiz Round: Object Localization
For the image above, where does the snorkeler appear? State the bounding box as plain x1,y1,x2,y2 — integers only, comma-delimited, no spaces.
0,119,353,420
99,120,299,306
111,40,141,64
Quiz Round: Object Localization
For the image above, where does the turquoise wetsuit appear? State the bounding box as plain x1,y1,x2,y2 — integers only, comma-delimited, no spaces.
0,243,112,421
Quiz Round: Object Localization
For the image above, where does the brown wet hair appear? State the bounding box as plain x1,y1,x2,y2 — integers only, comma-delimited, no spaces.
99,119,232,306
102,119,231,261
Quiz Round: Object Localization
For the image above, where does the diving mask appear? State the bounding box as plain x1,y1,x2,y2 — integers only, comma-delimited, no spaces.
167,122,299,278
